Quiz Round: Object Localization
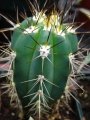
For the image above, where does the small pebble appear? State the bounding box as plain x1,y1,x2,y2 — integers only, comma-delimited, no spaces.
51,117,55,120
79,93,83,97
59,115,62,119
84,93,88,98
11,112,15,116
66,111,69,115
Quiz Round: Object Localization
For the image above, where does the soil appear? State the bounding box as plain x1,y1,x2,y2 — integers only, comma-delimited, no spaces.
0,78,90,120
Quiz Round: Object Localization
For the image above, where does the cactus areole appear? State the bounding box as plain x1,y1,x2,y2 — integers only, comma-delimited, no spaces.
11,4,78,118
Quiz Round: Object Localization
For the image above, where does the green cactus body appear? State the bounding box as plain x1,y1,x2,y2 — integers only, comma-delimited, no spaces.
0,1,80,119
11,12,78,115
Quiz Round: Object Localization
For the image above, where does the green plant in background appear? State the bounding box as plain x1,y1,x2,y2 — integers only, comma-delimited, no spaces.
0,0,90,120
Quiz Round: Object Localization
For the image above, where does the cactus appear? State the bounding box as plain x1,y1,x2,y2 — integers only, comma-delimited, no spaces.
0,0,90,120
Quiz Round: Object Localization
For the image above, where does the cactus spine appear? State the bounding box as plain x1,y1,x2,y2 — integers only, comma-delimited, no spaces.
0,0,89,120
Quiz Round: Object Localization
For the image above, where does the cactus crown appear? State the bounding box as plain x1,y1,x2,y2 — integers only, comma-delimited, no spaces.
0,0,90,120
